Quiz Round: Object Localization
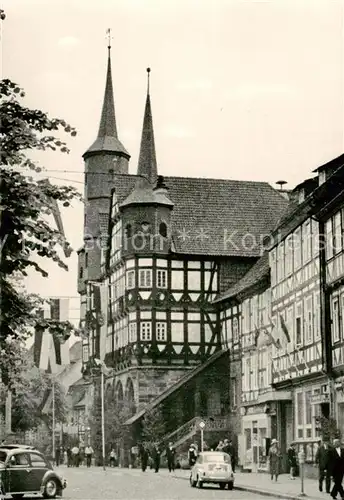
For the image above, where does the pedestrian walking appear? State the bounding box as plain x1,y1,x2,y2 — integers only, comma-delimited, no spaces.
151,443,161,473
268,439,281,482
328,438,344,499
66,447,72,467
71,445,80,467
139,444,149,472
55,447,61,467
85,445,94,468
109,449,117,467
188,444,198,467
166,442,176,473
287,443,297,480
315,440,331,493
223,439,237,473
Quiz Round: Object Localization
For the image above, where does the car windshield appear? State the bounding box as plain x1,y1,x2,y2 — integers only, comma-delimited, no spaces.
203,453,230,463
0,451,7,463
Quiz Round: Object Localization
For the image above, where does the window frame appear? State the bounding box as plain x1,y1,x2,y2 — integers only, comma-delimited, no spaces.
157,269,167,289
140,321,152,341
139,269,152,289
156,322,167,341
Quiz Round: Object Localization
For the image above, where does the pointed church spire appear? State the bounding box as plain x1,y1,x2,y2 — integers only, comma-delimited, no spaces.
83,32,129,159
137,68,158,185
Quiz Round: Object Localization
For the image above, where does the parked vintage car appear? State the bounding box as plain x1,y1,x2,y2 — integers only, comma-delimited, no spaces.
0,446,67,498
190,451,234,490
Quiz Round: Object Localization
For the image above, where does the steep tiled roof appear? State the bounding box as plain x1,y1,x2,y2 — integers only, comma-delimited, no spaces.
214,252,270,303
113,174,288,257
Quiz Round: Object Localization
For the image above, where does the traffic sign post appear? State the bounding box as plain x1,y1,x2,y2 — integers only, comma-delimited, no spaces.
199,421,205,452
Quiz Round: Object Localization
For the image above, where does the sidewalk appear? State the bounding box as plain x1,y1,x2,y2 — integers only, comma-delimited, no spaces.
160,469,326,500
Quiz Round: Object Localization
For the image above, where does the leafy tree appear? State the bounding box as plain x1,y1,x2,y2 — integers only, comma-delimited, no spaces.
0,78,82,384
141,407,166,446
0,343,67,433
315,415,341,442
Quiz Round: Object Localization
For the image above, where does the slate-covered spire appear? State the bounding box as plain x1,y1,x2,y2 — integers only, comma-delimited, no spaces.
83,43,129,159
137,68,158,185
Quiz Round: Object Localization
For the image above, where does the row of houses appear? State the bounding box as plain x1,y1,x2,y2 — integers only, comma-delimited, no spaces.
216,155,344,473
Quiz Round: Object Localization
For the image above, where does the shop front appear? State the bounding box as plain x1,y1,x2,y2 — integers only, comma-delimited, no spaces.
240,404,272,472
292,380,329,468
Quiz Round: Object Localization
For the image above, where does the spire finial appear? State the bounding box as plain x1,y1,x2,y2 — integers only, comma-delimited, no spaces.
147,67,151,95
106,28,113,52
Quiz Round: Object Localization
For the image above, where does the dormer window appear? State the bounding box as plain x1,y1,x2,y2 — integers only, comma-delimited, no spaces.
125,224,132,238
159,222,167,238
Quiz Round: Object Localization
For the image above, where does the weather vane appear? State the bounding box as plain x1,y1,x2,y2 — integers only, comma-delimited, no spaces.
106,28,113,49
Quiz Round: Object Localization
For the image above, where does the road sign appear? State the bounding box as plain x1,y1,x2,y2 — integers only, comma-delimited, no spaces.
199,421,205,429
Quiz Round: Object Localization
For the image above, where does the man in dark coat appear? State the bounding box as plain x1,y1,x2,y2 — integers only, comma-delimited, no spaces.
315,440,331,493
139,444,149,472
166,442,176,473
151,443,161,473
287,443,297,479
328,438,344,499
223,439,237,472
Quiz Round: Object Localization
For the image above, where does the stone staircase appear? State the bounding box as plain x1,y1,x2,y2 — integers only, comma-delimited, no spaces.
159,416,232,467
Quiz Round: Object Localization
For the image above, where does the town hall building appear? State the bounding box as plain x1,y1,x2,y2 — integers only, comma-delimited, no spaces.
77,45,289,460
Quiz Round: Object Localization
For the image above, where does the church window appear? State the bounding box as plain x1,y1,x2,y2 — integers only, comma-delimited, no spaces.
140,322,152,341
156,322,167,341
79,266,83,279
125,224,132,238
159,222,167,238
85,253,88,268
127,270,135,289
157,269,167,288
139,269,152,288
129,323,137,343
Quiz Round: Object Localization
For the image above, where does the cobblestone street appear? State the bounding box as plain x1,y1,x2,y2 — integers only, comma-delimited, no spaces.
56,467,261,500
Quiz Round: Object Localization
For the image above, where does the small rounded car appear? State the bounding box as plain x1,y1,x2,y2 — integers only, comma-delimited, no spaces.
0,446,67,498
190,451,234,490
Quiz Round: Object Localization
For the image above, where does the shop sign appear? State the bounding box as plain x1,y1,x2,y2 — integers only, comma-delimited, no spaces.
310,393,329,404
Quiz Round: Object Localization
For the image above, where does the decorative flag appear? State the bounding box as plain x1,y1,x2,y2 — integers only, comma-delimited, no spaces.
92,283,108,362
279,314,291,343
34,297,70,373
34,327,70,374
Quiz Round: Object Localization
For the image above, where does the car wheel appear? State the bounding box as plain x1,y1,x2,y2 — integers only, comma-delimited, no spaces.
219,483,226,490
12,495,24,500
43,478,58,499
196,475,203,488
228,482,234,490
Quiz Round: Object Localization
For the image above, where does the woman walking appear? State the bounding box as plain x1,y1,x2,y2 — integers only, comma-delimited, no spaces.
269,439,281,482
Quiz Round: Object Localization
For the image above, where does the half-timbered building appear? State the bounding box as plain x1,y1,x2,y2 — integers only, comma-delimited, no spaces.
78,47,289,456
313,157,344,433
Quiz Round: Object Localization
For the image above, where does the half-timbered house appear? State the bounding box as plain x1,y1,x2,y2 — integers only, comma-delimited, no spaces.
78,48,289,455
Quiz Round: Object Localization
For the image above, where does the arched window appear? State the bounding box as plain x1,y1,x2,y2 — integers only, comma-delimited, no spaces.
125,378,136,416
115,381,124,409
125,224,132,238
159,222,167,238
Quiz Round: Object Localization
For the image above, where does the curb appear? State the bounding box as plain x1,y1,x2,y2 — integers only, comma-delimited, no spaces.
171,473,313,500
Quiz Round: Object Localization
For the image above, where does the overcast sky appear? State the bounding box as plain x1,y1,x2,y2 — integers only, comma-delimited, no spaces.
2,0,344,309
